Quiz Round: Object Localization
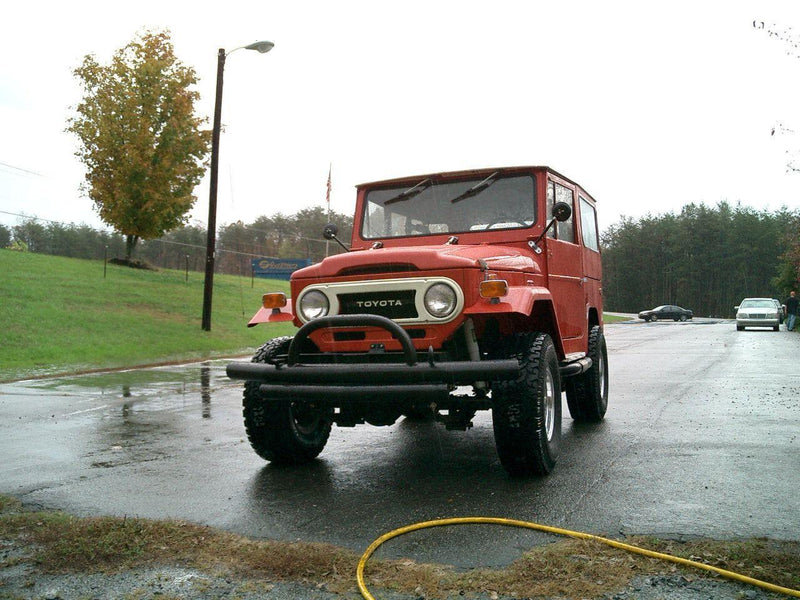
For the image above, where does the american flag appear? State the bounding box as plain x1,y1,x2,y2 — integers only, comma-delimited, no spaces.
325,163,332,214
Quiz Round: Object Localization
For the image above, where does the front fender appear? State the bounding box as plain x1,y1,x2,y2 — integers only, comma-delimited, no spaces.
463,286,564,356
463,285,552,317
247,304,294,327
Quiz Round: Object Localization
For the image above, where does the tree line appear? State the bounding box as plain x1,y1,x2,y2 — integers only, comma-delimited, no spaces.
1,205,353,275
602,202,800,317
4,201,797,318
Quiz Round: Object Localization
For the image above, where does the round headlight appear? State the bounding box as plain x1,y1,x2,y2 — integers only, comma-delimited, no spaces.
298,290,329,321
424,283,457,318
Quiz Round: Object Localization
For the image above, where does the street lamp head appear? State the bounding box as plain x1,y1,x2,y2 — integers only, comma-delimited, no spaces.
244,40,274,54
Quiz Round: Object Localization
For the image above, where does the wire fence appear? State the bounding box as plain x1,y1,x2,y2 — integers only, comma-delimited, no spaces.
0,209,351,277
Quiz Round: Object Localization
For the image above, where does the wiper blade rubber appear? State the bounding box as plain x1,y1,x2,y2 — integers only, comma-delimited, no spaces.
384,178,432,205
450,171,499,203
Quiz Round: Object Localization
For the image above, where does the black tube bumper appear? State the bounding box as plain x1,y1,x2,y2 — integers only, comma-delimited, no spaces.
226,359,521,386
226,314,520,398
226,315,593,400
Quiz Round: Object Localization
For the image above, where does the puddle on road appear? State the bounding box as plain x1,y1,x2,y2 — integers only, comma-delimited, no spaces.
5,360,243,420
30,360,224,389
0,360,256,497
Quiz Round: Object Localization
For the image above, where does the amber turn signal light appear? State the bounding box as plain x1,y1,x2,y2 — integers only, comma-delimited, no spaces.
479,280,508,299
262,293,287,309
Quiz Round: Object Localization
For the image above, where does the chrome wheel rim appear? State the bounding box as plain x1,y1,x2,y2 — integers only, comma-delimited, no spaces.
544,368,555,441
598,350,607,401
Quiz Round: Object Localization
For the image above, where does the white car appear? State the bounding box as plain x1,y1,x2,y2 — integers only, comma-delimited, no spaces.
735,298,780,331
772,298,785,324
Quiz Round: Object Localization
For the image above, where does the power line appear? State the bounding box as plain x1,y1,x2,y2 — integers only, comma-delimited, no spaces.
0,161,44,178
0,210,100,226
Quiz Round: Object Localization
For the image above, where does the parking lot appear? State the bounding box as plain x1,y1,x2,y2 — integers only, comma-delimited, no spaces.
0,319,798,570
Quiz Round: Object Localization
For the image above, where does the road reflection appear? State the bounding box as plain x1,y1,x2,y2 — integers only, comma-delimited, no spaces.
201,364,211,419
70,362,228,469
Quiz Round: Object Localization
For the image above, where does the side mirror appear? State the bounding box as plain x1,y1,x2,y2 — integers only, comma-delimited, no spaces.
323,223,338,240
528,202,572,254
322,222,350,253
552,201,572,222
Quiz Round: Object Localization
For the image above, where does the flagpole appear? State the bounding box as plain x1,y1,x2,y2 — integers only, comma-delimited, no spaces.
325,163,332,258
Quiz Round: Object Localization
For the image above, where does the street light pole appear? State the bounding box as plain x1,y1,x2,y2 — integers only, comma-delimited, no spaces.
201,48,225,331
201,41,274,331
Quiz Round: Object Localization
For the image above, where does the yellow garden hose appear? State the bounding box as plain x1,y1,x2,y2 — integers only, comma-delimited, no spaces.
356,517,800,599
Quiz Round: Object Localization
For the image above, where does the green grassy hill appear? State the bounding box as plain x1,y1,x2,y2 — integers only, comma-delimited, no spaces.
0,249,632,383
0,249,293,382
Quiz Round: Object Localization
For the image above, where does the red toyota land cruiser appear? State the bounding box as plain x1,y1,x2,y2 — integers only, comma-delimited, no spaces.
227,166,608,476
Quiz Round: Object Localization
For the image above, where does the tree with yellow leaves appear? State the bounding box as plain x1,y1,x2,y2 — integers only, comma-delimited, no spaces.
67,30,211,261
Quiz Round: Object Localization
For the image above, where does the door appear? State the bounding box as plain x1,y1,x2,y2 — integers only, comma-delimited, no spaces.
545,178,584,345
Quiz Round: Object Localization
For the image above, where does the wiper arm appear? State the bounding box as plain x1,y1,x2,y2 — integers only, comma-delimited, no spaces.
449,172,499,203
384,178,432,205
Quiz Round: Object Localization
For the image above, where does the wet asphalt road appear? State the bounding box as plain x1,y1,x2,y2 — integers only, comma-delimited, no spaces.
1,319,798,569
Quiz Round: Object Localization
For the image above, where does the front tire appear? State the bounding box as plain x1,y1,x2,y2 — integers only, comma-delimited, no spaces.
492,332,561,476
243,336,333,464
565,326,608,422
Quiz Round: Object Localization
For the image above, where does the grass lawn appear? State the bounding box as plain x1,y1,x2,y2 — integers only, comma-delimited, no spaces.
1,494,798,599
1,249,632,382
602,313,631,324
0,249,293,382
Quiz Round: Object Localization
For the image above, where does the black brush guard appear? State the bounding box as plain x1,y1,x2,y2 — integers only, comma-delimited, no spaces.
226,314,521,402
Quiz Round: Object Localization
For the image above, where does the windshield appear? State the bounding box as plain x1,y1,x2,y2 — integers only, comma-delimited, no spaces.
361,174,536,239
740,299,774,309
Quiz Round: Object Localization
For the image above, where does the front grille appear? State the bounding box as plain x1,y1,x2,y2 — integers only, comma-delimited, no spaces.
337,290,417,319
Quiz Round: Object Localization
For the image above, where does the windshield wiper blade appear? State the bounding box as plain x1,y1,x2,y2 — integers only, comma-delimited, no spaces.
449,172,498,203
384,178,432,205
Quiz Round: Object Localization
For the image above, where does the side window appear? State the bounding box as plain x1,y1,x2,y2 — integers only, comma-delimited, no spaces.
547,181,575,243
579,196,599,252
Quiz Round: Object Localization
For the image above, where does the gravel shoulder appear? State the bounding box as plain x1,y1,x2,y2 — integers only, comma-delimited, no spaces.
0,535,790,600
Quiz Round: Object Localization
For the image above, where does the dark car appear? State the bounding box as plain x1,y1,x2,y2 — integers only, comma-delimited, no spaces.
638,305,693,322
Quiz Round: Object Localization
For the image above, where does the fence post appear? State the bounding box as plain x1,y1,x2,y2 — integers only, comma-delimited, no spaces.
186,255,190,282
103,245,108,279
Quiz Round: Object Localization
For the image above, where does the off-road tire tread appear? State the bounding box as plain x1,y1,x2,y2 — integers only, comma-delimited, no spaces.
492,332,560,476
243,336,332,464
565,326,608,423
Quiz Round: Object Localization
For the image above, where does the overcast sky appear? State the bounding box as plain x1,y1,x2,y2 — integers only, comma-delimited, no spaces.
2,0,800,236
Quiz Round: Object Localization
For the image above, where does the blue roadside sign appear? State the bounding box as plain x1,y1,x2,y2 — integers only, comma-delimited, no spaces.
251,257,311,280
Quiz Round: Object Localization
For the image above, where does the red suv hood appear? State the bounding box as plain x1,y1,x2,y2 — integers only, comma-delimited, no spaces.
294,244,539,279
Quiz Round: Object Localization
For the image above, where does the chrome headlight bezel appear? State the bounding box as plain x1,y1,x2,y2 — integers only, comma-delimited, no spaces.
423,282,458,318
297,289,330,321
